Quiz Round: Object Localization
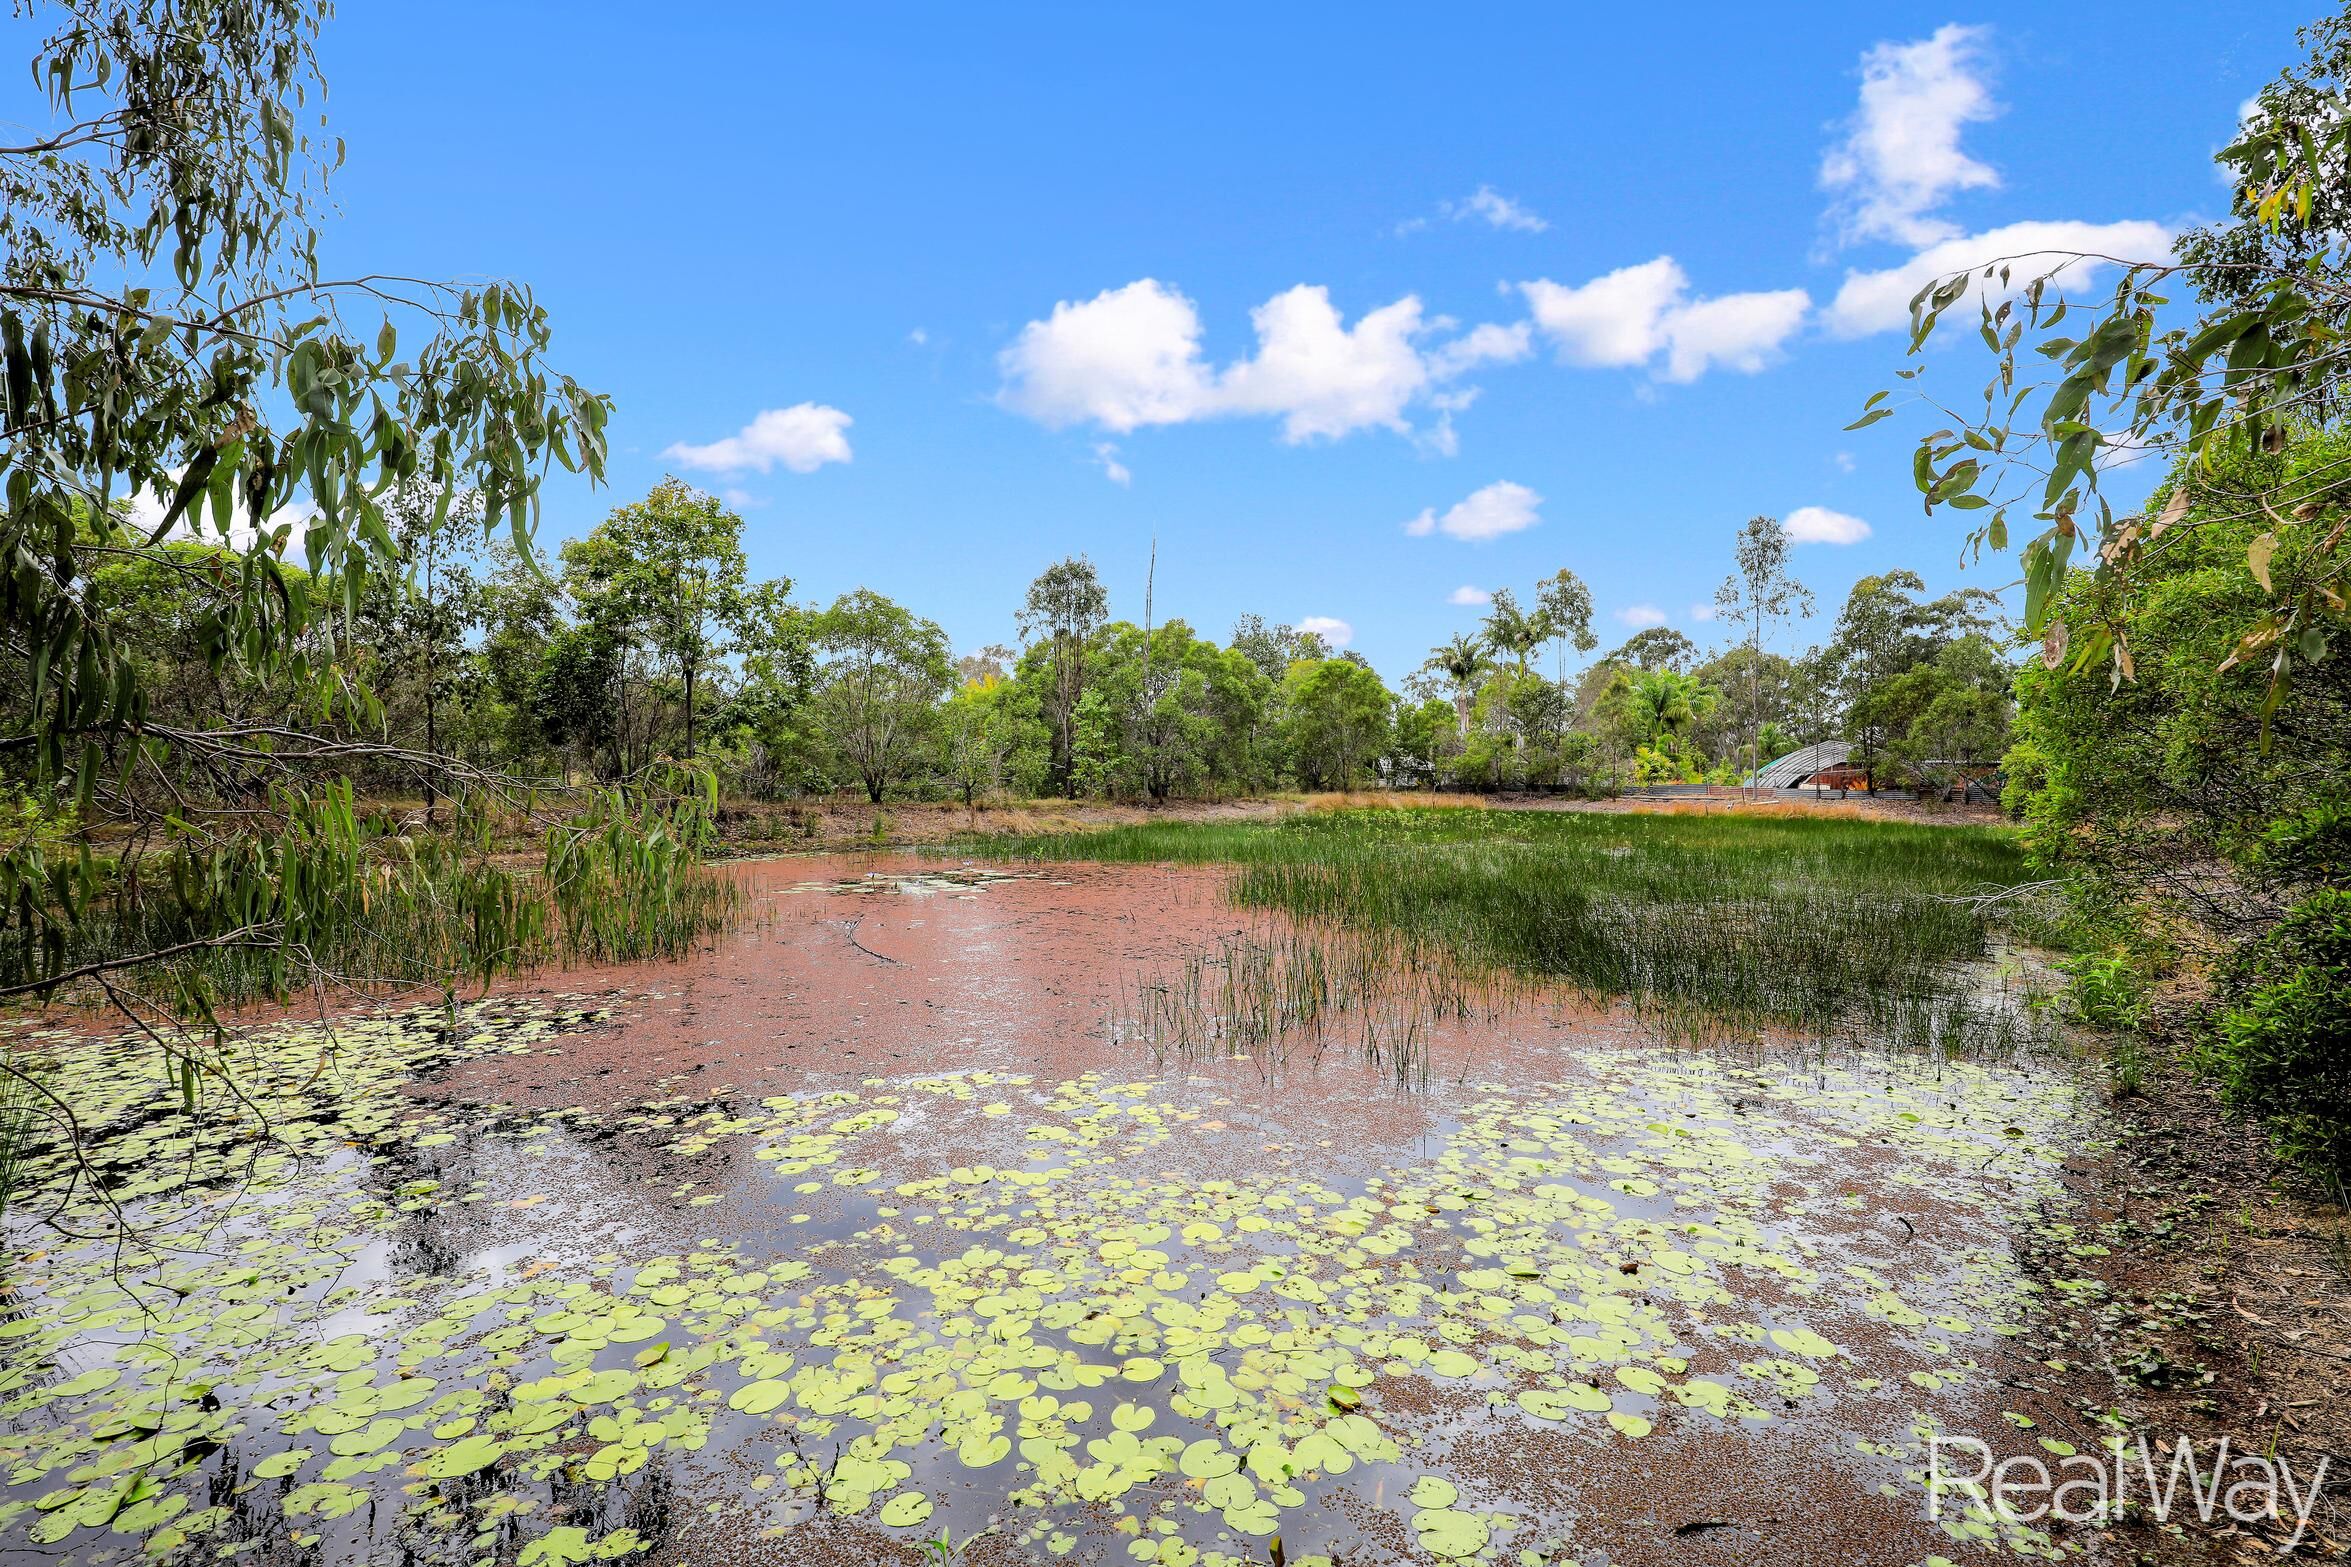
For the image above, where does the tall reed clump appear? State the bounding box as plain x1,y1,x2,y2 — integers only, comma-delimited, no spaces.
543,777,741,965
963,807,2052,1054
0,1065,36,1220
22,772,740,1016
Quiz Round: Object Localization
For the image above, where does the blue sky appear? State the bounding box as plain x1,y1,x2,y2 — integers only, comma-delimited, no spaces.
312,2,2308,679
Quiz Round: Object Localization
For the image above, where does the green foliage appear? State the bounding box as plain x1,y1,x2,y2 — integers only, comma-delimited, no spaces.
1617,668,1720,753
2005,437,2351,916
1018,557,1109,798
1603,627,1696,672
1861,7,2351,711
2,0,607,806
940,675,1021,807
2054,948,2153,1034
561,480,780,762
808,589,953,803
2206,889,2351,1174
1480,589,1544,670
543,772,739,965
2253,796,2351,890
1062,619,1268,801
1712,516,1814,773
2005,430,2351,1165
1280,660,1394,789
1389,696,1459,786
0,0,665,1059
1819,570,2006,789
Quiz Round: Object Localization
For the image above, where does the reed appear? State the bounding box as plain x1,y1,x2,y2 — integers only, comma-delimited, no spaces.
31,781,742,1014
1115,920,1528,1087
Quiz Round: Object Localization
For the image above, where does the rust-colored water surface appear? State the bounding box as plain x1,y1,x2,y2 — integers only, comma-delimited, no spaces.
0,853,2105,1567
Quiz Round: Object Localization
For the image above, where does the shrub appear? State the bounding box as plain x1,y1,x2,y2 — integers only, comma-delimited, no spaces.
2251,797,2351,892
2205,889,2351,1174
2058,947,2152,1033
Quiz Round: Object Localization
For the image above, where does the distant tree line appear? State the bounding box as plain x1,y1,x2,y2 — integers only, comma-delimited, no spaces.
98,482,2015,808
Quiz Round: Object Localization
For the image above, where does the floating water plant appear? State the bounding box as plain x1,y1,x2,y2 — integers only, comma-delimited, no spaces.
0,997,2091,1565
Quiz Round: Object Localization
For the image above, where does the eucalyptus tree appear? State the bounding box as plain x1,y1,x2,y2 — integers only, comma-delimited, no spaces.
1281,658,1394,790
1018,557,1108,798
1535,568,1598,683
941,672,1018,809
1228,614,1296,685
1820,571,1999,786
562,481,766,760
1712,516,1813,776
365,481,487,820
1,2,609,1013
1084,619,1272,802
810,589,953,803
1603,627,1697,672
1862,6,2351,719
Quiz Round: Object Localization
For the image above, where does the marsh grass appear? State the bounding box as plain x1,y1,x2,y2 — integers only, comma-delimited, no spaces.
37,784,742,1016
964,806,2055,1057
0,1066,35,1219
1115,920,1530,1087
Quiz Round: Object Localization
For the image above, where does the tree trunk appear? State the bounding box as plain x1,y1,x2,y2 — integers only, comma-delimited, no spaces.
423,672,439,827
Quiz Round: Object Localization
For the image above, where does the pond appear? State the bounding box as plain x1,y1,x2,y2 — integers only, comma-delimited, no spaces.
0,853,2102,1567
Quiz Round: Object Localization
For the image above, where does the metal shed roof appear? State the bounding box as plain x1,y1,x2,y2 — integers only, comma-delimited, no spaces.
1747,740,1854,789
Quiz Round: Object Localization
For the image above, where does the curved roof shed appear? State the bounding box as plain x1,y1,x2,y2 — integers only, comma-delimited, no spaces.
1747,741,1855,789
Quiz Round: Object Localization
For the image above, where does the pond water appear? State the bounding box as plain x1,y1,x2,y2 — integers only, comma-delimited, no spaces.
0,854,2107,1567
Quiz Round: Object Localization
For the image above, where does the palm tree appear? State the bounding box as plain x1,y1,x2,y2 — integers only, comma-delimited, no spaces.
1622,668,1721,747
1430,633,1491,738
1481,589,1546,674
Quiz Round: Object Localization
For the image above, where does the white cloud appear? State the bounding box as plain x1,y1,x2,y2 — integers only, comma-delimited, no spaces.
1657,289,1813,382
1519,258,1688,368
999,278,1525,447
720,487,767,511
1297,615,1353,648
1785,504,1873,544
908,328,929,346
1448,585,1492,607
1833,450,1857,473
1404,480,1542,543
1519,259,1808,381
1091,442,1132,487
1445,185,1548,233
1617,604,1669,628
664,403,854,475
996,279,1215,432
1822,24,2001,247
1689,602,1717,622
1425,321,1532,381
1219,286,1432,442
1823,218,2174,337
1812,29,2171,346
